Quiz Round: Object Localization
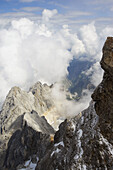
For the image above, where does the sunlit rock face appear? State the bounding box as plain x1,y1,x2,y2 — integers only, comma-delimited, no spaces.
36,38,113,170
0,37,113,170
3,112,55,170
0,81,63,139
0,82,58,169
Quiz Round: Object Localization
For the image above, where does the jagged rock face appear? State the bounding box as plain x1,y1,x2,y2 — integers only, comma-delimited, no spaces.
101,37,113,74
1,110,55,170
35,38,113,169
0,37,113,170
0,82,56,169
36,102,113,170
92,37,113,145
0,82,54,135
4,123,53,170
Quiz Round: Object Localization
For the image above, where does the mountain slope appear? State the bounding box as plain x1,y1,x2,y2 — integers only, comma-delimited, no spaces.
0,37,113,170
35,37,113,170
67,58,95,97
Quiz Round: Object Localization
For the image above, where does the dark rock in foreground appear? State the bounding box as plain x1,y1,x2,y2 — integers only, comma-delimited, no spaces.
36,37,113,170
4,121,54,170
0,37,113,170
92,37,113,145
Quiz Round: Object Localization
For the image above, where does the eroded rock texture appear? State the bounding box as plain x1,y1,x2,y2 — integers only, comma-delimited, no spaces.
0,82,56,170
36,102,113,170
92,37,113,145
0,37,113,170
35,37,113,170
4,121,54,170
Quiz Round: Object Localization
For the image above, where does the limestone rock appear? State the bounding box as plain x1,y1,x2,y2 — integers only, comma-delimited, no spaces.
92,37,113,145
100,37,113,75
4,121,53,170
36,37,113,170
1,37,113,170
0,82,56,169
36,102,113,170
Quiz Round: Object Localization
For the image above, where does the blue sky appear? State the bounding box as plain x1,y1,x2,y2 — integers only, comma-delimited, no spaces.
0,0,113,22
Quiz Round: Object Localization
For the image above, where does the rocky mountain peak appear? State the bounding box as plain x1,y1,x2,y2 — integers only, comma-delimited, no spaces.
35,37,113,169
92,37,113,145
101,37,113,75
0,37,113,170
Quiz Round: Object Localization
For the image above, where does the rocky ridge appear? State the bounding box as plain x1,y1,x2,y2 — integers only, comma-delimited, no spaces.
36,37,113,169
0,82,56,169
0,37,113,170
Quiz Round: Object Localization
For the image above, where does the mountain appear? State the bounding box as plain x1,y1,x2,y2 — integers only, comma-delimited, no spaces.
67,58,95,97
0,37,113,170
35,37,113,170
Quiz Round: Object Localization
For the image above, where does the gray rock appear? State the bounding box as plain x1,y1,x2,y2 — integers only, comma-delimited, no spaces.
1,37,113,170
4,121,54,170
36,37,113,170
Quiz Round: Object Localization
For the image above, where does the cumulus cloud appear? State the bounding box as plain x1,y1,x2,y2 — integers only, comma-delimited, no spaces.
79,22,100,58
100,26,113,40
42,9,57,22
0,14,72,104
51,83,92,119
0,9,113,116
85,62,103,86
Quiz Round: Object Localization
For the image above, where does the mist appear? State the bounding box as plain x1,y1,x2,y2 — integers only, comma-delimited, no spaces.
0,9,113,116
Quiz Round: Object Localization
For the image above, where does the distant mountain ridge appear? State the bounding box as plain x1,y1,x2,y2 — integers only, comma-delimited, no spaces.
0,37,113,170
67,58,95,97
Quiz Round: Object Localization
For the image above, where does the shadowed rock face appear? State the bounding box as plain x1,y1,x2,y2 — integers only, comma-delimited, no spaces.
101,37,113,74
4,122,54,170
0,82,56,170
1,111,55,170
35,38,113,170
36,102,113,170
92,37,113,145
0,37,113,170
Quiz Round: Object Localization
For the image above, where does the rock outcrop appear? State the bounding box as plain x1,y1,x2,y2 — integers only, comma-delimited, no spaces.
36,101,113,170
0,82,56,169
4,119,54,170
0,37,113,170
35,37,113,170
92,37,113,145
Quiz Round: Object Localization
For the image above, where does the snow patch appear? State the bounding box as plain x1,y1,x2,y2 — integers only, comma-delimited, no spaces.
71,121,76,131
19,156,39,170
54,141,64,147
77,129,83,139
99,133,113,155
51,148,61,157
82,164,87,170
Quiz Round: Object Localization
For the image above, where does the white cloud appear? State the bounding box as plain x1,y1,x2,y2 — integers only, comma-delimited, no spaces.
42,9,57,22
87,0,113,5
51,83,92,118
48,1,69,9
79,22,100,58
66,11,92,17
0,13,72,103
14,6,43,12
85,61,103,87
0,12,35,18
0,9,113,115
100,26,113,40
